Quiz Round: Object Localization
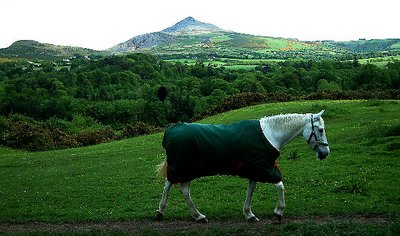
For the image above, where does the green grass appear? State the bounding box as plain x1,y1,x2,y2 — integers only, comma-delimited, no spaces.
0,58,19,63
359,55,400,67
0,100,399,231
210,35,231,43
224,65,257,70
264,38,288,50
391,42,400,50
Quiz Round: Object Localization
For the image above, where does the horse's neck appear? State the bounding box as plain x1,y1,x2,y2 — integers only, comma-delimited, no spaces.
260,114,307,151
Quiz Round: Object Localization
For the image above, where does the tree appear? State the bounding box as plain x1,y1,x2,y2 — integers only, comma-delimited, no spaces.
317,79,342,92
357,64,389,89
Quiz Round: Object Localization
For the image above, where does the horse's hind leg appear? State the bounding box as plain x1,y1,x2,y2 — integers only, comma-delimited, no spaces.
156,180,172,220
180,182,207,223
274,181,286,222
243,180,259,222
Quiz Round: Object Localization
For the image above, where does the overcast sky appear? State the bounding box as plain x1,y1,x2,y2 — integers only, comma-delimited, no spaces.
0,0,398,50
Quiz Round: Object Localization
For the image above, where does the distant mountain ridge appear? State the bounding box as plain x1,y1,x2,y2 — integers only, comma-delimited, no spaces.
0,40,99,60
1,17,400,60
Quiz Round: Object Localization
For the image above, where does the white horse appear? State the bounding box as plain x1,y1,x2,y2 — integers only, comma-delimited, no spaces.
155,110,330,222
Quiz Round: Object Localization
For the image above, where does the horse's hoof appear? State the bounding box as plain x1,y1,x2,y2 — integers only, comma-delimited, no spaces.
274,214,282,223
247,216,260,222
196,217,208,223
155,211,163,221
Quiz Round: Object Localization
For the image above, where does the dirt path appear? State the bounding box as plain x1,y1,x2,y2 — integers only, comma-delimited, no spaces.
0,214,396,235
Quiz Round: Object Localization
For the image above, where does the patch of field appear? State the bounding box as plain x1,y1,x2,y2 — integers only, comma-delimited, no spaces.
264,38,289,50
359,55,400,67
224,64,257,70
0,58,21,63
210,35,231,43
389,42,400,50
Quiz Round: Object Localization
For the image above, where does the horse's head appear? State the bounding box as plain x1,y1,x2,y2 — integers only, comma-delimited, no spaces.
303,110,330,160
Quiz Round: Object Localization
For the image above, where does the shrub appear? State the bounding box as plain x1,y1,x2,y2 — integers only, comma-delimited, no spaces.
302,90,400,100
46,126,79,149
0,115,78,151
1,119,54,151
194,92,293,120
122,122,158,138
76,127,118,146
68,114,104,134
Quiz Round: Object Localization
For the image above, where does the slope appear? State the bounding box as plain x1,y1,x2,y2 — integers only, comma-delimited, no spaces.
0,100,399,225
0,40,100,60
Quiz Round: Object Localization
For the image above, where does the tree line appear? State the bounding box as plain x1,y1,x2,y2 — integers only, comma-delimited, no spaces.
0,53,399,150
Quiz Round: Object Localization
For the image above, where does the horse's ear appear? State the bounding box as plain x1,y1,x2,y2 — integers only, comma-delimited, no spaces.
314,110,325,119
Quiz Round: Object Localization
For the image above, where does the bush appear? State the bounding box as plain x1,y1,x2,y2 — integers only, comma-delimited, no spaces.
302,90,400,100
0,116,77,151
194,92,293,120
68,114,104,134
76,127,118,146
122,122,158,138
46,126,79,149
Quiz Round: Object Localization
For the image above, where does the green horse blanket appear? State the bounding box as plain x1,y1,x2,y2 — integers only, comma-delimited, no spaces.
162,120,282,184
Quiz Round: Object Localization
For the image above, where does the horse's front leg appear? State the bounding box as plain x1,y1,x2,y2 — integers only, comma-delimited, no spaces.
274,181,286,222
180,182,208,223
156,180,172,220
243,180,259,222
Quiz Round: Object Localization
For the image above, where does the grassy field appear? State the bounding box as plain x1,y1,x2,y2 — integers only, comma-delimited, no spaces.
164,58,285,70
0,100,399,234
359,55,400,67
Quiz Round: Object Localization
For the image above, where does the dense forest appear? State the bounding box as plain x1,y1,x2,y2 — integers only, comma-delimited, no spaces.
0,53,399,150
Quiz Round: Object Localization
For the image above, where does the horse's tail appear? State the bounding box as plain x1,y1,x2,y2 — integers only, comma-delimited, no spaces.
156,160,168,181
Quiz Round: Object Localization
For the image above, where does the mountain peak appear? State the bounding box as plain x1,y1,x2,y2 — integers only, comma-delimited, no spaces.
162,16,223,35
183,16,196,22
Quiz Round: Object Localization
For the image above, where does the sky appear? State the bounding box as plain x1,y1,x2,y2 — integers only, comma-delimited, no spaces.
0,0,398,50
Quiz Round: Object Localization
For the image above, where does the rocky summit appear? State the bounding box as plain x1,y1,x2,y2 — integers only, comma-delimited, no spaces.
162,16,223,35
109,17,223,52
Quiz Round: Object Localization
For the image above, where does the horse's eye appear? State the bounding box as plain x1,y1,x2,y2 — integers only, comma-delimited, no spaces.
318,128,324,133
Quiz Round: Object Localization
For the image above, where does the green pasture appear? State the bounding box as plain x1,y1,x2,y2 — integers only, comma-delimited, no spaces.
0,100,399,233
0,58,18,63
359,55,400,67
165,58,284,70
391,42,400,50
264,38,288,50
210,35,231,43
224,65,257,70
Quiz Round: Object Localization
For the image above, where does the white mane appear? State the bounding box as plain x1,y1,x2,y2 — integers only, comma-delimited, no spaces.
260,113,308,131
259,113,310,151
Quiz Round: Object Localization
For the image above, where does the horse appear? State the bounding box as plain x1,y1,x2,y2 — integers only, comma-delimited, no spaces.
155,110,330,223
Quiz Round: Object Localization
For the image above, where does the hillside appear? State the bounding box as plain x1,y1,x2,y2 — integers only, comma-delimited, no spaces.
324,38,400,53
0,40,101,60
0,100,399,234
109,17,400,61
109,17,326,59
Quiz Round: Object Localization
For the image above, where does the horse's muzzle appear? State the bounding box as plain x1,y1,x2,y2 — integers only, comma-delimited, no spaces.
317,148,329,160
